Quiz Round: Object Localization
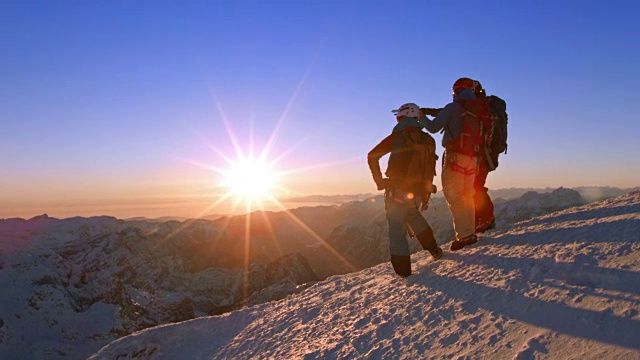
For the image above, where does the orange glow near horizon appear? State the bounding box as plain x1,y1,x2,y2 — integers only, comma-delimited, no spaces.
173,83,359,296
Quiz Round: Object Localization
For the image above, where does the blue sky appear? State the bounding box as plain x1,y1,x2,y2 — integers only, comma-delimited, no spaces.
1,0,639,218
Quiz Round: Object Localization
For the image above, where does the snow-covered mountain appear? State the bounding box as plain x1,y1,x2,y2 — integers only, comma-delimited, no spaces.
0,187,620,358
493,187,585,231
90,191,640,359
0,216,319,359
486,185,639,204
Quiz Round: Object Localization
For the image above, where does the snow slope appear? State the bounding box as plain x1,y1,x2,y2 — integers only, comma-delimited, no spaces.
0,216,319,359
90,192,640,359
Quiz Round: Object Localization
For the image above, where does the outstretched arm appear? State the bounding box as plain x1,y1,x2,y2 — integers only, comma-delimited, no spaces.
419,104,452,134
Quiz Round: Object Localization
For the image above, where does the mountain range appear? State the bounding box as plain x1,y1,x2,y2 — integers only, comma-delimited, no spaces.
88,190,640,359
0,186,636,358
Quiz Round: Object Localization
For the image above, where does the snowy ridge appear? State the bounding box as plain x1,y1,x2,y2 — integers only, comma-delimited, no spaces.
90,192,640,359
0,216,319,359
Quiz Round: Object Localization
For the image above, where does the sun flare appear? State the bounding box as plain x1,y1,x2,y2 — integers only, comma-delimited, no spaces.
178,91,359,282
220,155,281,206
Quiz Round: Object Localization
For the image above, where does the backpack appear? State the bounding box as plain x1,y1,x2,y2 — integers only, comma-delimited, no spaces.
485,95,508,171
386,127,438,205
446,98,492,157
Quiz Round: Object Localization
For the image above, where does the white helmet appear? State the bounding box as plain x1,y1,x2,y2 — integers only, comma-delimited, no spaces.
392,103,420,118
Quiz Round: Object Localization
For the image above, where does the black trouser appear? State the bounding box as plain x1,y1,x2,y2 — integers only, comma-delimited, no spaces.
474,159,495,230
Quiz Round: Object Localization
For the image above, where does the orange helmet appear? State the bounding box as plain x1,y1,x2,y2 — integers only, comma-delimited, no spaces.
452,77,474,93
472,79,486,97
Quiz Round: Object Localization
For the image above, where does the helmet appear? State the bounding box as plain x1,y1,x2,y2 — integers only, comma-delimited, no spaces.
472,79,483,92
392,103,420,118
452,77,474,94
472,79,486,97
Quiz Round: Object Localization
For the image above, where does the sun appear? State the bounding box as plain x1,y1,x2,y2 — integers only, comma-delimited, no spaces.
175,89,360,287
219,154,281,206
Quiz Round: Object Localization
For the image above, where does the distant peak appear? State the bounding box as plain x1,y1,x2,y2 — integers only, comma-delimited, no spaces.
26,213,59,221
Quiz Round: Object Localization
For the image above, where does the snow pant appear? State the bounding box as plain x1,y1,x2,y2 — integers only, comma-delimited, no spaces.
385,189,438,277
441,151,478,241
474,158,495,231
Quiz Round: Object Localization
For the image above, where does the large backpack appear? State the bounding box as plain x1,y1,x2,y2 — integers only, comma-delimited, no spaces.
386,127,438,205
486,95,508,171
446,98,492,157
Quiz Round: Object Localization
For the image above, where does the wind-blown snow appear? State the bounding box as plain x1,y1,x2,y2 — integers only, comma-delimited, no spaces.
90,192,640,359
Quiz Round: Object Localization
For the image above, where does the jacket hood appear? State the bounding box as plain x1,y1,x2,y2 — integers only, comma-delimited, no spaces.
392,117,423,133
454,87,476,101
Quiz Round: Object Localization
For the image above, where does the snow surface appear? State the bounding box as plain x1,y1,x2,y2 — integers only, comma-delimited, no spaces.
90,192,640,359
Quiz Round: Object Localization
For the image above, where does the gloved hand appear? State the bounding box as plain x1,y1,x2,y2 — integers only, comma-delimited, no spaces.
376,178,391,191
421,108,442,117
